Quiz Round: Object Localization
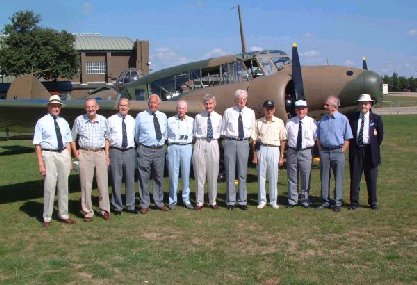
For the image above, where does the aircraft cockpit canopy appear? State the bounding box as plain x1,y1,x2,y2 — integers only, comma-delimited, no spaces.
244,50,291,76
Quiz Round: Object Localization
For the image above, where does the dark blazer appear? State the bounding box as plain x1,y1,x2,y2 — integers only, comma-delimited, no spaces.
349,111,384,167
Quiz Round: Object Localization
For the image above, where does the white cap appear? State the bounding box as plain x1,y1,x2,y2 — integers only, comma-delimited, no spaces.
356,93,374,103
294,100,307,108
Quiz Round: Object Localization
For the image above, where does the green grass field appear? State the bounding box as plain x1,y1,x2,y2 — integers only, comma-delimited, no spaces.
0,115,416,284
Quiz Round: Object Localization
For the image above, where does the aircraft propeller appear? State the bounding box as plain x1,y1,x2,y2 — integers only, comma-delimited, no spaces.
362,56,368,70
285,42,306,117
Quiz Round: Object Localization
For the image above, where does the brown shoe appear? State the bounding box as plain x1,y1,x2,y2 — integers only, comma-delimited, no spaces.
210,204,219,210
102,211,111,220
60,218,76,224
84,216,93,222
158,205,169,211
194,205,203,210
42,221,50,228
139,208,150,214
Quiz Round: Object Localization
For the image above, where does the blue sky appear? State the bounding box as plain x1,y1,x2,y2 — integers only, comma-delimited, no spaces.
1,0,417,77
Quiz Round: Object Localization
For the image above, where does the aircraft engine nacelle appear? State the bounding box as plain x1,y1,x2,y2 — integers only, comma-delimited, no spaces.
247,72,293,122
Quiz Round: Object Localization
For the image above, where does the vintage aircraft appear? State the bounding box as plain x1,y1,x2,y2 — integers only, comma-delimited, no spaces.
0,42,382,138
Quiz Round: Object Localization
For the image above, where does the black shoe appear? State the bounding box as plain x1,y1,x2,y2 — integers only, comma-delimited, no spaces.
226,205,234,211
286,204,295,208
370,205,378,210
348,205,358,210
113,210,122,215
126,209,139,214
316,203,330,210
301,203,310,208
333,206,341,213
239,205,248,210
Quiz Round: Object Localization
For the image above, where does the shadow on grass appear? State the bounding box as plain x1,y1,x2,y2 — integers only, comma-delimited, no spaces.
0,175,80,204
0,145,34,156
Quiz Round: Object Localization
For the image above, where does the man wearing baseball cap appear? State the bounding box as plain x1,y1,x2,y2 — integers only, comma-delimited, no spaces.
33,95,75,227
251,100,286,209
348,94,383,210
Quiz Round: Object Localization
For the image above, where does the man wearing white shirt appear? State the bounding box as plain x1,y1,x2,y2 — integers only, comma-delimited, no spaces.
33,95,75,227
221,89,256,210
193,94,222,210
167,100,194,210
285,100,317,208
107,98,137,215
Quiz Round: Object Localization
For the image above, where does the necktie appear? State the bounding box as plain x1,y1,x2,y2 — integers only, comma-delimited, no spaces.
53,116,64,150
297,120,302,150
238,111,244,140
121,117,127,148
153,113,162,141
207,113,213,142
358,115,365,148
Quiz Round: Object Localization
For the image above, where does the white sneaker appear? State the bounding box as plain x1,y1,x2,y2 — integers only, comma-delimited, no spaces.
257,203,266,209
271,204,280,209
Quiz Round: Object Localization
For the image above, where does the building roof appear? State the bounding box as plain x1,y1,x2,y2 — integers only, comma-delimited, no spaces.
74,34,134,51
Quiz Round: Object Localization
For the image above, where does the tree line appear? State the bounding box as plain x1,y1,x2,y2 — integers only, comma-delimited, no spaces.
382,73,417,92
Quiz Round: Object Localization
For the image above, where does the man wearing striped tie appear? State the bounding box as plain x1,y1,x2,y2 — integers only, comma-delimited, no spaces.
348,94,383,210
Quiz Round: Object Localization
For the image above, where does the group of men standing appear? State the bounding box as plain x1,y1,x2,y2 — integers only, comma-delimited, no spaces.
33,90,383,227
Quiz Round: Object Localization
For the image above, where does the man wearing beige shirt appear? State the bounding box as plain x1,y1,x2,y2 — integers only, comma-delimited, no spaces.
251,100,286,209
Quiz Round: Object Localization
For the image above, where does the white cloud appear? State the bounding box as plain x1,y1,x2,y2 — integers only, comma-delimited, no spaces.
300,50,320,57
151,47,188,71
250,46,264,52
202,48,227,59
304,33,314,38
82,1,95,15
406,29,417,36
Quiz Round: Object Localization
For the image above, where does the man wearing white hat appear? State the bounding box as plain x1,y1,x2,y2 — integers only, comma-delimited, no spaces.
348,94,383,210
33,95,75,227
285,100,317,208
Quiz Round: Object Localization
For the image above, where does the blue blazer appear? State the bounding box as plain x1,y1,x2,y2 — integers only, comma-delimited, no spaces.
349,111,384,167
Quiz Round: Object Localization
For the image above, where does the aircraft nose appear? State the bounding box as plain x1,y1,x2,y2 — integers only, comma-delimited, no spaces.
361,71,383,103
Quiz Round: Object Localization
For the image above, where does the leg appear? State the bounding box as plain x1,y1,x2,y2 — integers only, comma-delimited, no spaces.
42,151,58,222
168,145,180,205
267,146,279,206
181,144,192,205
193,141,206,206
110,149,124,211
286,148,299,205
319,150,331,206
95,151,110,213
78,150,95,217
236,141,249,206
299,149,312,205
56,150,71,220
152,148,165,208
224,140,237,206
137,146,152,208
349,148,363,207
257,146,268,205
332,149,346,207
206,140,219,205
124,149,137,210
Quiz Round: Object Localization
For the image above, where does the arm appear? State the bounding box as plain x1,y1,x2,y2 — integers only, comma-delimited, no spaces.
70,141,80,159
279,140,286,166
105,139,110,166
35,144,46,176
341,140,349,152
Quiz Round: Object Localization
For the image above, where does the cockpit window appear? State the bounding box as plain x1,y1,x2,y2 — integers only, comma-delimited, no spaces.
272,56,291,71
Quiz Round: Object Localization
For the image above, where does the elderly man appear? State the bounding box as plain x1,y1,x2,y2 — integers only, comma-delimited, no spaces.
348,94,383,210
193,94,222,210
285,100,317,208
107,98,137,215
221,89,256,210
33,95,75,227
135,94,168,214
167,100,194,210
71,98,111,222
251,100,286,209
316,95,353,212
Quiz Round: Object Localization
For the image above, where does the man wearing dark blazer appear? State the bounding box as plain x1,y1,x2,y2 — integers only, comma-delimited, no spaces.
348,93,383,210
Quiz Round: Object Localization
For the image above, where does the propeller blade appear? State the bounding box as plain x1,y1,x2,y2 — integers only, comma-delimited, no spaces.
362,56,368,70
292,42,305,101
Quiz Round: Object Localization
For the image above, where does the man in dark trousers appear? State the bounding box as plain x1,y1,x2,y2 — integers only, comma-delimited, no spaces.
348,93,384,210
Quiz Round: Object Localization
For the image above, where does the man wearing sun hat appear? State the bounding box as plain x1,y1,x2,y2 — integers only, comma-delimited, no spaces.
285,99,317,208
251,100,286,209
348,93,383,210
33,95,75,227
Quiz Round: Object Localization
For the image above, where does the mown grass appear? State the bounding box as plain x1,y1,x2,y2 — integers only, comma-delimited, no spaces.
0,115,416,284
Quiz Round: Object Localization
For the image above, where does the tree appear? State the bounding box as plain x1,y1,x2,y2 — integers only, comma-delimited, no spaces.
391,72,399,91
0,10,78,80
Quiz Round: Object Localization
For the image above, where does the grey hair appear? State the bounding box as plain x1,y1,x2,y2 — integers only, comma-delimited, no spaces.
177,100,188,108
327,95,340,107
149,94,161,103
234,89,248,100
203,94,216,103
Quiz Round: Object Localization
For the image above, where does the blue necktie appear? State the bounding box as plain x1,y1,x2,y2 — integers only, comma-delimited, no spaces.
153,113,162,141
121,117,128,148
53,116,64,150
207,113,213,142
238,111,244,140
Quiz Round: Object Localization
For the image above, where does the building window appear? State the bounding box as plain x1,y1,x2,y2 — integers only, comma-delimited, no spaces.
86,62,106,74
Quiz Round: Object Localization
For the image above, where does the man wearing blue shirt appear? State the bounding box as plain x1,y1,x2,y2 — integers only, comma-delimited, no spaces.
33,95,75,227
316,96,353,212
135,94,168,214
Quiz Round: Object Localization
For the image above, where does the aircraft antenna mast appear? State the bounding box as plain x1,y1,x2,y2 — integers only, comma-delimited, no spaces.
238,4,247,58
